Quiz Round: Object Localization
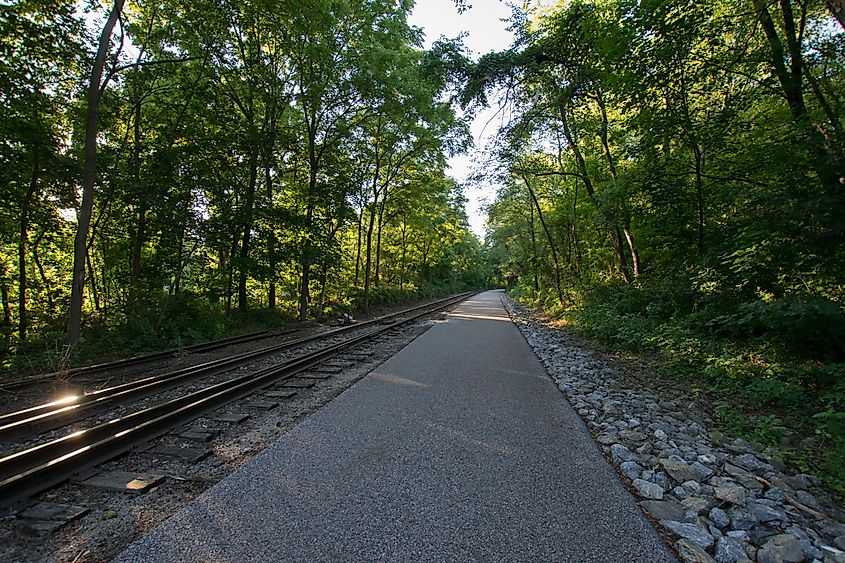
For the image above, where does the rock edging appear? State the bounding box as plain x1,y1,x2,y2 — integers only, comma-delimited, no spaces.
502,294,845,563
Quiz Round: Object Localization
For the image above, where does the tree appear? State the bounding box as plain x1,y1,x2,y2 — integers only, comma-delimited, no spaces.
2,0,486,369
66,0,126,347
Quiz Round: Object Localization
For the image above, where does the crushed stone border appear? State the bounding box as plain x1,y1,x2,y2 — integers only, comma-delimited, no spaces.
503,294,845,563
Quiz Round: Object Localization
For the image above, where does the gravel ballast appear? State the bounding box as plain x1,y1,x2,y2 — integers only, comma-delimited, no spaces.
0,300,455,562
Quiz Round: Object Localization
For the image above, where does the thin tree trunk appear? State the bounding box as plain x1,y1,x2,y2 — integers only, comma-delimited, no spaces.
399,220,407,290
261,105,278,311
33,231,54,314
238,151,259,311
420,239,431,282
528,193,539,293
317,265,328,319
363,202,378,315
0,282,12,326
298,150,317,320
693,145,705,255
266,163,276,310
521,175,564,306
299,201,313,320
19,149,39,340
825,0,845,29
572,178,582,276
129,93,144,293
678,70,707,258
67,0,125,346
662,94,671,160
354,206,364,286
597,94,641,277
374,189,387,288
86,249,101,313
174,214,186,295
559,103,632,282
622,221,640,275
1,270,11,326
226,231,238,313
130,205,146,289
363,130,382,315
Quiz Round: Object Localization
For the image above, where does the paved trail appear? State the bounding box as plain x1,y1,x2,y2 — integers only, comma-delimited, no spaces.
116,291,675,562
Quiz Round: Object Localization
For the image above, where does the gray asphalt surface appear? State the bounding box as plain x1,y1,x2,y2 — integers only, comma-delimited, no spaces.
115,291,675,562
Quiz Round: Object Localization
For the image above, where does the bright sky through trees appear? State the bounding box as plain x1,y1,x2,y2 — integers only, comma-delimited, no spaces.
409,0,514,238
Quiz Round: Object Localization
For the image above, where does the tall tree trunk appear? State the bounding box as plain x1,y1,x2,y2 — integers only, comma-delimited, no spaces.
129,96,145,293
572,178,582,277
226,231,238,313
299,199,314,320
238,151,259,311
67,0,125,347
363,135,382,315
597,94,641,277
19,149,39,340
354,206,364,286
559,104,632,282
662,94,672,161
261,106,278,311
399,220,407,290
678,71,707,257
363,202,378,315
299,122,318,320
266,163,276,310
528,190,539,293
374,189,387,288
521,175,564,307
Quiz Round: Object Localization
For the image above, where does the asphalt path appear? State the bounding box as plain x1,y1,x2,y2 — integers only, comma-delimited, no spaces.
116,290,675,562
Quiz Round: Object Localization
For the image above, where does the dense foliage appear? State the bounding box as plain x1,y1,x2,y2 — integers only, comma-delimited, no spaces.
474,1,845,491
0,0,487,371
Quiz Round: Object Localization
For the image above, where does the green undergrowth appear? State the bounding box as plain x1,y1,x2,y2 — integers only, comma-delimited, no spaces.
1,283,481,380
350,280,479,311
511,278,845,499
2,292,298,377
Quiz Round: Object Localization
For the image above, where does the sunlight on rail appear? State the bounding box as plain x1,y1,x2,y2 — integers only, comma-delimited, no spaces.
50,394,80,406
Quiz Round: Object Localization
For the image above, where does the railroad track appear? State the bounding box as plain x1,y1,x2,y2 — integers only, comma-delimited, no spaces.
0,296,466,441
0,292,473,509
2,328,297,390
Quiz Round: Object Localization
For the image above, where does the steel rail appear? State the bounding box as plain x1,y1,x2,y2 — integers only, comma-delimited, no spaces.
0,294,471,440
0,292,474,508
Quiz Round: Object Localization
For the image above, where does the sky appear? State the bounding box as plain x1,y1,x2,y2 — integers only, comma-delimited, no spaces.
408,0,515,239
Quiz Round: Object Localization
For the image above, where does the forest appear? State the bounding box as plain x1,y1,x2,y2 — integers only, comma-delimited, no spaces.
1,0,488,372
470,1,845,492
